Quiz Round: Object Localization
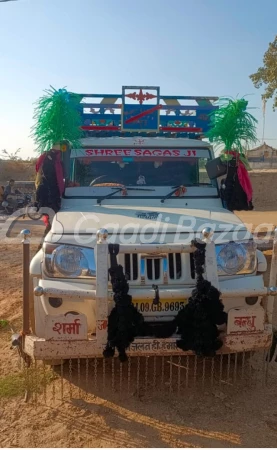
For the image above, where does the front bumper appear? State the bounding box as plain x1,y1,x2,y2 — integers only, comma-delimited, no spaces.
27,274,276,360
24,331,273,360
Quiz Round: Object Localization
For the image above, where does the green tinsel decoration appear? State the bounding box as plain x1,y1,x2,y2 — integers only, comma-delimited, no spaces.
206,98,258,153
31,86,83,152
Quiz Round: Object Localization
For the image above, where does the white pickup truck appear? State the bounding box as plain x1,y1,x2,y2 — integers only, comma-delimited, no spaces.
25,135,273,361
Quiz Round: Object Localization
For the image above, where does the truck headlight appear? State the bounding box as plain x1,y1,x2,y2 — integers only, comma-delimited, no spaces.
43,243,96,279
216,241,256,276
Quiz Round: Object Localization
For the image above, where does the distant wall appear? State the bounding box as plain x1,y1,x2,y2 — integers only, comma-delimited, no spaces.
249,170,277,210
249,161,277,169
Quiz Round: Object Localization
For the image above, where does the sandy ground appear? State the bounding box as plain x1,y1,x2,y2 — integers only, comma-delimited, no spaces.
236,211,277,230
1,214,277,448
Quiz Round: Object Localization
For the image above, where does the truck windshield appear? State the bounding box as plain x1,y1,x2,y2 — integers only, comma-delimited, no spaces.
72,157,212,187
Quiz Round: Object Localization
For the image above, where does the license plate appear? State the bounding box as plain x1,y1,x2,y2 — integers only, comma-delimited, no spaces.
133,299,186,314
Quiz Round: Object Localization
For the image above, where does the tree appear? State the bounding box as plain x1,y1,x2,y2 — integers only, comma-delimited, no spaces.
250,35,277,109
0,148,21,160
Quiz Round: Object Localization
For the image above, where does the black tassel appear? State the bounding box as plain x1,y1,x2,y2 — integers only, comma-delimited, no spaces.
176,240,227,357
103,264,145,362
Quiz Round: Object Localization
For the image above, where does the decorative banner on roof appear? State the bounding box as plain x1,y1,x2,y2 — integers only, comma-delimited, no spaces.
71,148,211,159
121,86,161,132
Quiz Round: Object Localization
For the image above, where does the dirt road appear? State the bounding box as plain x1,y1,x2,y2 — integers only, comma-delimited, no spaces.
1,214,277,448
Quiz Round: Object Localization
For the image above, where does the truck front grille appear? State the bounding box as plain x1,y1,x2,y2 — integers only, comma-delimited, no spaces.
124,253,183,283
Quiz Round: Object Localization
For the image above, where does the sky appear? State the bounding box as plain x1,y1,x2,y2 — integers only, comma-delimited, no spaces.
0,0,277,159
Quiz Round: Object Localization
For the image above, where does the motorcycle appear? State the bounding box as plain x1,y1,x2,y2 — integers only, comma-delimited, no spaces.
1,193,43,220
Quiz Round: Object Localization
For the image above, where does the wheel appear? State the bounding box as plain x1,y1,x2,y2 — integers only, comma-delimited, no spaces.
26,205,43,221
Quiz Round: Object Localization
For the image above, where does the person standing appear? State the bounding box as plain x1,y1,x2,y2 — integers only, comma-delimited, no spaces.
3,179,21,210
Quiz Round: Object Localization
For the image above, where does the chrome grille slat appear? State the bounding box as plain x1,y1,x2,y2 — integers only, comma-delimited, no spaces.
163,256,168,284
130,254,133,281
173,253,177,279
141,257,145,285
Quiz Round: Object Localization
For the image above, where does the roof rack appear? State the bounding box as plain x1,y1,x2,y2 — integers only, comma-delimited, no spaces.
74,86,218,139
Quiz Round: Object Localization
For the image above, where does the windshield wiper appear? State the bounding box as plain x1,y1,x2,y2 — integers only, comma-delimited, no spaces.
97,186,155,205
160,184,196,203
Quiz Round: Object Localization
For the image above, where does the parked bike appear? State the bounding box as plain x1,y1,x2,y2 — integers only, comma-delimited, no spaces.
1,193,43,220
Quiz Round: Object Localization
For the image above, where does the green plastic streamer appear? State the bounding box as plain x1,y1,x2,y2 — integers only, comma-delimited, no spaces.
206,98,258,154
31,87,83,153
